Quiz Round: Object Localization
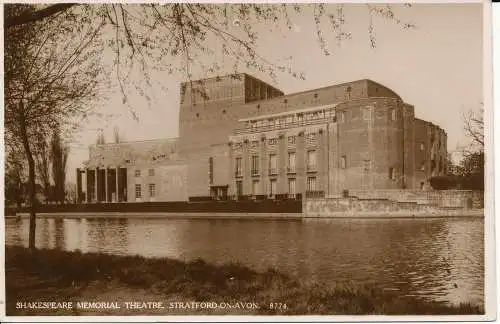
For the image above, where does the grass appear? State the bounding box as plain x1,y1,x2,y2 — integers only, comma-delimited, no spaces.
5,246,484,316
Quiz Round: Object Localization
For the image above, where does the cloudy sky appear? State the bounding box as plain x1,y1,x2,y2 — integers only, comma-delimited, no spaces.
66,2,484,182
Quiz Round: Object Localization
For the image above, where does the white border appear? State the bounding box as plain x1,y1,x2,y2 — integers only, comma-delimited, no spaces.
1,0,496,323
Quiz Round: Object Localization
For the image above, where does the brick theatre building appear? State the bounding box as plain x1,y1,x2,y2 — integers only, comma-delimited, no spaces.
75,73,447,203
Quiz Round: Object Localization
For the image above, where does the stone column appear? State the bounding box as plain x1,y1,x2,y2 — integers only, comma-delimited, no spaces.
105,168,109,203
94,167,98,203
260,135,266,196
76,168,81,203
115,166,120,202
318,128,325,194
279,134,286,194
297,131,305,194
85,168,91,203
228,142,234,196
243,139,250,195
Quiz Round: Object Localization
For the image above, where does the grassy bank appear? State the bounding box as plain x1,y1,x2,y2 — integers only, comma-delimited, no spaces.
5,246,483,316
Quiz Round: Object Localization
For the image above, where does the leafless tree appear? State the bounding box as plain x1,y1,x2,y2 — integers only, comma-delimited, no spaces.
5,146,27,209
463,106,484,151
34,136,51,204
4,4,102,250
51,129,70,204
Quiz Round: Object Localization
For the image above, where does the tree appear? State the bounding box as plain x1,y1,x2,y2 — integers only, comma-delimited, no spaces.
463,106,484,151
5,148,27,208
34,136,52,203
50,129,70,204
459,105,484,190
457,151,484,190
4,4,102,250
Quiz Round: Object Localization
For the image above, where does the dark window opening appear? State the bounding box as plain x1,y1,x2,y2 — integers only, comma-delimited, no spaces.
208,157,214,184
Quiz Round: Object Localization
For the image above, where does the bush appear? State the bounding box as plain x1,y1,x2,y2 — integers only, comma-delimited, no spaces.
429,176,456,190
459,173,484,190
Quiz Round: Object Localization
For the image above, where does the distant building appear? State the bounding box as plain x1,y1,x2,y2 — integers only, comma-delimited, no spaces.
76,73,447,203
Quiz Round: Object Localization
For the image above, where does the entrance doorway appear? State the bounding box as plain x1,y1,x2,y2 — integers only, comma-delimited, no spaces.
210,185,229,200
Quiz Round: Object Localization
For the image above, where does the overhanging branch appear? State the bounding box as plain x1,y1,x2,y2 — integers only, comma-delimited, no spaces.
5,4,77,28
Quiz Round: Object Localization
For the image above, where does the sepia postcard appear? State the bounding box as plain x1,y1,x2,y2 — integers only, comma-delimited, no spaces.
1,0,496,322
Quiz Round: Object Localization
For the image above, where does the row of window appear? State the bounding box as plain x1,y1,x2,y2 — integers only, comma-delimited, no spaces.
233,134,313,150
135,183,156,198
243,106,398,130
235,151,323,177
235,177,317,196
135,169,155,177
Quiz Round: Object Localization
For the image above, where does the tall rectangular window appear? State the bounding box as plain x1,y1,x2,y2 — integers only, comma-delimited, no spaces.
208,157,214,184
148,168,155,176
307,177,317,192
269,179,277,196
252,180,259,195
148,184,156,197
251,155,259,176
135,184,142,198
338,111,345,123
269,154,278,175
236,180,243,196
363,160,372,172
135,170,141,177
389,167,395,180
391,108,397,121
288,178,296,195
363,106,372,120
340,155,347,169
307,150,317,171
288,152,296,173
235,157,243,177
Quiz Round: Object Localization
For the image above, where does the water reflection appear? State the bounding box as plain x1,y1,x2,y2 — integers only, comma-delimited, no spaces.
5,217,483,306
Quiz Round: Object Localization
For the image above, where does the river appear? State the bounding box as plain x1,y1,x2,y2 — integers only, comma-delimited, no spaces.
5,217,483,306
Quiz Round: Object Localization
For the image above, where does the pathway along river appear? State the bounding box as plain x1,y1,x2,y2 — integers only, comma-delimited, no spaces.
5,217,484,307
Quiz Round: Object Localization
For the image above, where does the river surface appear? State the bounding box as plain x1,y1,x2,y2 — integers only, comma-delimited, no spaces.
5,217,484,306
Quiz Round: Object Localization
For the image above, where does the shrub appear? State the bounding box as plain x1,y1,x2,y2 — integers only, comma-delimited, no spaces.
429,176,456,190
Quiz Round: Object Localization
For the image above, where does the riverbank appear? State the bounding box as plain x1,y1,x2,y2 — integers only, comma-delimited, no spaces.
11,209,483,219
5,246,483,316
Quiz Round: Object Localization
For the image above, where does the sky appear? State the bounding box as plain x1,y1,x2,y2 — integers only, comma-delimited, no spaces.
66,2,484,183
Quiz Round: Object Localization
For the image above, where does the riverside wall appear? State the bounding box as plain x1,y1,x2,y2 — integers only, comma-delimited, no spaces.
345,189,484,209
304,195,484,218
8,190,484,219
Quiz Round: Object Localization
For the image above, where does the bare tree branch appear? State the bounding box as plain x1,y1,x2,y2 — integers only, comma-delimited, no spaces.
5,4,76,28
